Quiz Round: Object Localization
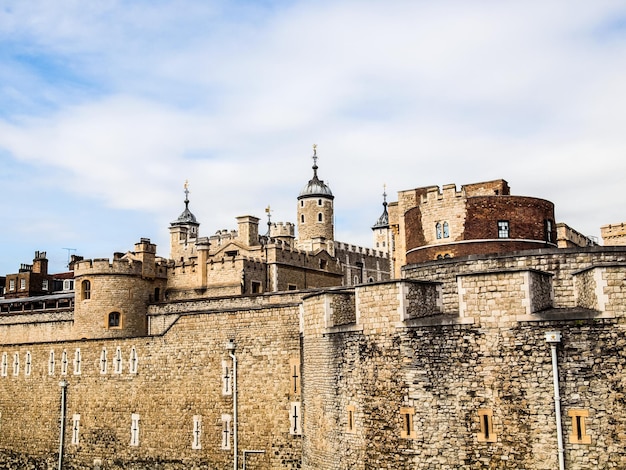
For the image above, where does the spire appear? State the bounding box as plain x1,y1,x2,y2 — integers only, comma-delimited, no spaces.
372,184,389,229
171,180,198,226
298,144,334,199
265,205,272,236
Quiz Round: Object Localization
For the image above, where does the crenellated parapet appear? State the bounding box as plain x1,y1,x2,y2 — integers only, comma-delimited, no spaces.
270,221,295,238
420,183,464,204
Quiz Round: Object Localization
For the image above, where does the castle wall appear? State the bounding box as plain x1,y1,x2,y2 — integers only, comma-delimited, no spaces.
0,299,303,470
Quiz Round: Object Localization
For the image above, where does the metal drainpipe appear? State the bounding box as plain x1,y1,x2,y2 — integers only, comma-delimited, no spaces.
545,331,565,470
58,380,68,470
226,340,238,470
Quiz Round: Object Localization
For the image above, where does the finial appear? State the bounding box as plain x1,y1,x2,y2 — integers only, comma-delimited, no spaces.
184,180,190,208
311,144,318,177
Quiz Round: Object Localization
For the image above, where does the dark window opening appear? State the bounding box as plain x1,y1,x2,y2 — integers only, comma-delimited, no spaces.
108,312,121,328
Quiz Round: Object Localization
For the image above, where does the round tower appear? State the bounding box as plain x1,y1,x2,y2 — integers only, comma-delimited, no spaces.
296,145,334,253
170,181,200,263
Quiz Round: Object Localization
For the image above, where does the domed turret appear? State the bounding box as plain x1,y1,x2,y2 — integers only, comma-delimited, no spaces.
296,145,335,254
170,181,200,262
372,186,393,257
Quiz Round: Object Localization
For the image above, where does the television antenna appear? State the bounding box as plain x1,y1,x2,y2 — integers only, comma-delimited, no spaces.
62,248,77,268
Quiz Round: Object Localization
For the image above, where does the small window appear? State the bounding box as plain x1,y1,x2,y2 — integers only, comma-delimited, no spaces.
400,407,416,439
100,348,108,374
154,288,160,302
82,280,91,300
221,414,232,450
192,415,202,450
317,212,323,222
443,221,449,238
42,280,49,291
12,353,19,376
61,350,68,375
72,414,80,445
9,280,15,291
114,347,123,374
290,402,302,435
318,199,322,206
300,200,304,207
436,222,442,239
129,347,138,374
300,214,305,223
368,277,374,283
568,409,591,444
225,250,238,257
319,259,327,269
20,279,26,290
1,353,7,376
347,405,356,434
251,281,262,294
108,312,121,328
497,220,510,238
477,409,497,442
287,284,297,291
48,350,55,376
73,348,81,375
289,358,301,396
63,279,73,291
25,351,31,377
130,414,140,446
545,219,554,243
222,360,232,396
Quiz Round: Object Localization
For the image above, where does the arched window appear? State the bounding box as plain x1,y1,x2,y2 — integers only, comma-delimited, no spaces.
318,213,323,222
81,280,91,300
318,199,322,206
436,223,442,239
443,222,449,238
108,312,121,328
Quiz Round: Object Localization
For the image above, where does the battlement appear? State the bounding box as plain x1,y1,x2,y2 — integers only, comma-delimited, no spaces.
270,221,295,238
601,222,626,246
420,183,464,203
334,241,387,258
74,257,145,276
209,229,239,246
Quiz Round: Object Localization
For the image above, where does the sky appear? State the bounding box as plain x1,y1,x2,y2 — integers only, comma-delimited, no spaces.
1,0,625,275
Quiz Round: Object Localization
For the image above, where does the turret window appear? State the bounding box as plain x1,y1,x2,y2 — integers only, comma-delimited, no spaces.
443,222,449,238
318,199,322,206
318,213,323,222
81,280,91,300
301,214,305,223
436,222,442,239
497,220,510,238
108,312,121,328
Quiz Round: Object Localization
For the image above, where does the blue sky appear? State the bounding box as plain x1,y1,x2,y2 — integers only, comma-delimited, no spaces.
1,0,625,275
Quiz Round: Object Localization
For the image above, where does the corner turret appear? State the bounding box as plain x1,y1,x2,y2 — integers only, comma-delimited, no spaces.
170,181,200,263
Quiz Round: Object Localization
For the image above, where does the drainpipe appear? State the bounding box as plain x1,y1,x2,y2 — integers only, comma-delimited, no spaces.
545,331,565,470
58,380,68,470
226,340,238,470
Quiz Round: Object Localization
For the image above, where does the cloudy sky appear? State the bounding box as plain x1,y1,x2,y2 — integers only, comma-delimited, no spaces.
1,0,625,275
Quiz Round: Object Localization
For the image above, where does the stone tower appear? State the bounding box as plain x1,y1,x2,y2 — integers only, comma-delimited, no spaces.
170,181,200,263
296,145,335,255
372,187,393,256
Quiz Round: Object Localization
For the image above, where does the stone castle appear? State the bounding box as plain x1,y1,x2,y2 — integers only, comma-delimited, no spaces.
0,150,625,469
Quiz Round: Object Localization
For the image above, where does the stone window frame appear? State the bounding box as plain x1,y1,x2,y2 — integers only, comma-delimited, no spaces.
20,278,26,290
130,413,140,446
100,348,108,375
72,414,80,445
114,347,123,374
61,350,68,375
317,212,323,223
81,280,91,300
73,348,81,375
400,407,416,439
12,352,19,377
24,351,31,377
251,281,262,294
129,346,138,374
289,402,302,436
477,409,497,442
347,405,356,434
221,414,232,450
1,353,7,377
192,415,202,450
48,350,55,376
289,358,301,396
568,409,591,444
107,311,122,329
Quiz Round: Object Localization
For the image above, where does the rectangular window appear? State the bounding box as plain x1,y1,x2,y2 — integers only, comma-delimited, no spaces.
221,414,232,450
251,281,262,294
545,219,554,243
25,352,31,377
289,402,302,435
192,415,202,450
48,350,55,376
497,220,510,238
114,347,123,374
477,409,497,442
20,279,26,290
12,353,19,376
400,407,416,439
222,360,232,396
9,280,15,291
73,348,81,375
61,350,68,376
288,284,297,291
42,280,49,291
129,347,138,374
100,348,107,375
568,409,591,444
130,414,140,446
72,414,80,445
347,405,356,434
1,353,7,377
289,358,301,396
